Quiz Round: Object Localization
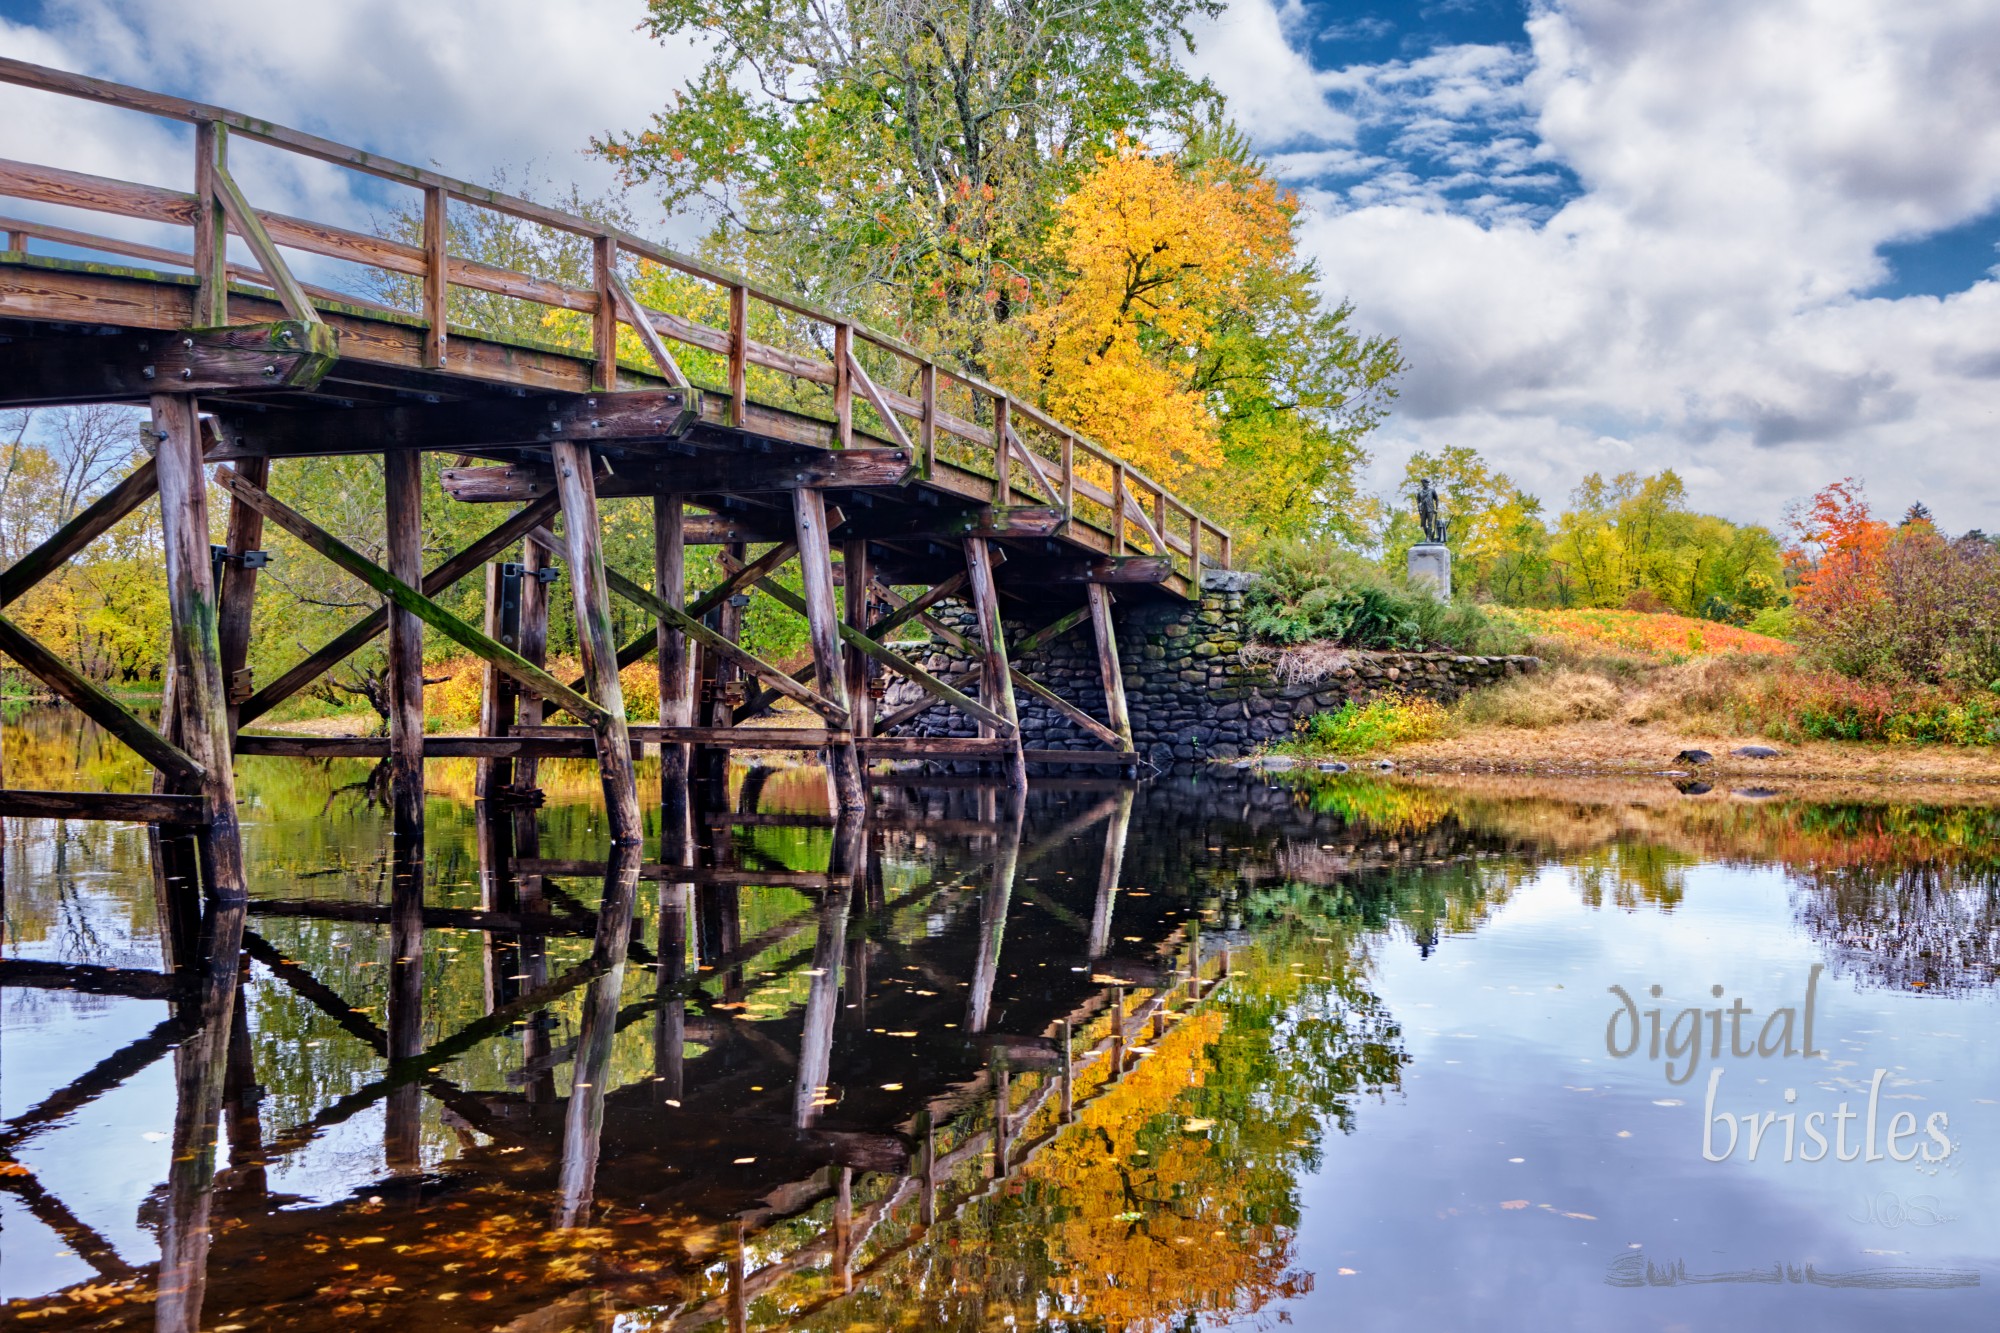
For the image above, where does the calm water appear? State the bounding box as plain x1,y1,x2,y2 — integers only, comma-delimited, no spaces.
3,707,1999,1329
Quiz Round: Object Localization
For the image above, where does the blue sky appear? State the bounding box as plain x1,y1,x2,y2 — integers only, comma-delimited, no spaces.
2,0,1997,529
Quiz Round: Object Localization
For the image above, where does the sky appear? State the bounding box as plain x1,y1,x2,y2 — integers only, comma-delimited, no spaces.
1,0,1996,531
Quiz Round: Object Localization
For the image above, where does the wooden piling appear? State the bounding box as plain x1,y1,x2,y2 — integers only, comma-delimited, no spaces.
151,393,244,899
384,449,426,841
793,489,864,812
474,561,512,801
215,455,265,737
842,541,872,739
514,535,552,794
549,440,642,844
1087,583,1133,759
963,537,1024,786
655,494,693,858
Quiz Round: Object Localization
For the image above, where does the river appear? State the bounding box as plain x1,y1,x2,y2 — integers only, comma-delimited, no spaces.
3,706,1997,1329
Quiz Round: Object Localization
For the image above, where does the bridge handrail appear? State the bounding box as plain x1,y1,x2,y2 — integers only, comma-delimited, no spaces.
0,56,1232,575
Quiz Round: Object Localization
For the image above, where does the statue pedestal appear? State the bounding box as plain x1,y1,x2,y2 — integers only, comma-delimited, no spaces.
1408,543,1452,601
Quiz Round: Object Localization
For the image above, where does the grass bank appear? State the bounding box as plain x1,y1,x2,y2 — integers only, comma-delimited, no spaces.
1262,607,2000,781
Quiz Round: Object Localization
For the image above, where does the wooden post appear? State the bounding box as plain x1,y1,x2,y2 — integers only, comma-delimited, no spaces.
151,394,243,899
385,844,423,1174
793,489,864,813
1087,584,1132,753
1111,464,1128,555
385,449,425,843
1060,1017,1075,1123
833,323,853,449
191,124,227,328
1111,984,1126,1076
917,1108,937,1227
727,284,749,428
1090,788,1133,963
153,900,244,1333
991,1057,1010,1177
992,396,1011,503
963,537,1024,785
474,562,511,801
726,1218,748,1333
215,456,266,737
833,1164,854,1290
919,362,937,477
422,185,448,368
655,494,693,859
550,440,643,845
1059,434,1074,523
842,541,872,738
514,535,552,794
592,236,618,392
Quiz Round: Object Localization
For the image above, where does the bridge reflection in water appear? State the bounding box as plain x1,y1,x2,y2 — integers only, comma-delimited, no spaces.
2,769,1252,1330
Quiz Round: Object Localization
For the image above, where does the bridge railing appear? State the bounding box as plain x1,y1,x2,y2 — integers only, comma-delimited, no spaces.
0,57,1232,577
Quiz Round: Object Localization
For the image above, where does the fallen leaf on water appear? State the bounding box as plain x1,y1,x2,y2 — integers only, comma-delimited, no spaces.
1183,1118,1215,1133
1500,1200,1529,1210
1338,1268,1358,1276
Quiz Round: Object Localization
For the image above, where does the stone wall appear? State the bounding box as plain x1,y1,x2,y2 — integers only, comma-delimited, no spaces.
882,570,1539,771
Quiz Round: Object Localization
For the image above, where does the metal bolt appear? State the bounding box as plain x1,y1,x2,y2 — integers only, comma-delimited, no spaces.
182,337,194,349
141,366,155,380
262,364,278,376
180,368,193,380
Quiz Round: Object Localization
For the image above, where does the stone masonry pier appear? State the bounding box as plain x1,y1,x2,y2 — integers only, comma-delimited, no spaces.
884,571,1540,771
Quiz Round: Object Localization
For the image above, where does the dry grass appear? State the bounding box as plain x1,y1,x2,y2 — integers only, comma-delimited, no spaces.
1452,667,1622,728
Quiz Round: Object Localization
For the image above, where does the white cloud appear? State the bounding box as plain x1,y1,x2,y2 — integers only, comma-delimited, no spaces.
1212,0,2000,531
0,1,708,247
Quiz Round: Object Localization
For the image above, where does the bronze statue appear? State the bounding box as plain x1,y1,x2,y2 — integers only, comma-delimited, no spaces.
1416,476,1448,545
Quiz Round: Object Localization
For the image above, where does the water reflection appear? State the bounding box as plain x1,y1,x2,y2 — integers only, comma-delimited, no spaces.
4,711,2000,1328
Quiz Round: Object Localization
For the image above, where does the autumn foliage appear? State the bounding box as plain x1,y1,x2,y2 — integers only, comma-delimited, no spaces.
1785,479,2000,690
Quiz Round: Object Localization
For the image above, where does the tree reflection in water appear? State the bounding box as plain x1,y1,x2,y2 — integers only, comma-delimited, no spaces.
7,707,2000,1328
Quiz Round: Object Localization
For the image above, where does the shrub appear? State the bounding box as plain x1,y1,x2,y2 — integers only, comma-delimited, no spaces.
1285,695,1452,754
1796,526,2000,690
1746,605,1795,640
1454,668,1622,728
1245,538,1520,653
1762,673,1999,745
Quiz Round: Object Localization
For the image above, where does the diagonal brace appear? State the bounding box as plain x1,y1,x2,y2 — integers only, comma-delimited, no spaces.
0,611,202,779
533,533,847,726
718,554,1012,736
238,491,562,725
213,467,607,727
581,537,797,682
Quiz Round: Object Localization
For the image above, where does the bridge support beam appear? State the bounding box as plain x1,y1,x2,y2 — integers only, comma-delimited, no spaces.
1088,584,1134,762
655,493,695,862
385,448,426,842
963,538,1026,789
794,489,865,813
152,393,246,899
551,440,644,846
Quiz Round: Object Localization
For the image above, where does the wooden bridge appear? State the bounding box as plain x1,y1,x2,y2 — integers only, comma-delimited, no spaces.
0,58,1232,896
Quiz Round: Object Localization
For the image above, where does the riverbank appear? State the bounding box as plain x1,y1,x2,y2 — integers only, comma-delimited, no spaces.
1325,717,2000,783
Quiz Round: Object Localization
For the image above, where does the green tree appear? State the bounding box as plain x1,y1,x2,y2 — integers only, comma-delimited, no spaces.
595,0,1226,364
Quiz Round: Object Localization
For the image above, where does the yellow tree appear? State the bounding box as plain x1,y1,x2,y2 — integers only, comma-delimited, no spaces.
1028,143,1292,485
